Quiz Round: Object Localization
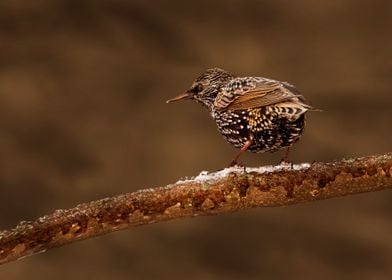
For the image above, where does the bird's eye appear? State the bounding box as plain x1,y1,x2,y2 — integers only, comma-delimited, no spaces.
195,83,204,93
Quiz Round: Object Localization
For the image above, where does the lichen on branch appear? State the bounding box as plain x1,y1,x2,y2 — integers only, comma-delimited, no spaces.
0,153,391,265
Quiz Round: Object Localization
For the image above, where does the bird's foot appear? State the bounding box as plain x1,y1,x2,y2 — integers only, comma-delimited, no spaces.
229,160,240,167
279,158,294,169
228,161,247,173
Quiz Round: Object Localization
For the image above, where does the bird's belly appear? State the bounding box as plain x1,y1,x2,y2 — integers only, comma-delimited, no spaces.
213,109,306,153
249,114,305,153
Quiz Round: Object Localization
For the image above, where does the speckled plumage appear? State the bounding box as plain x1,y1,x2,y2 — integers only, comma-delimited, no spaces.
167,68,317,165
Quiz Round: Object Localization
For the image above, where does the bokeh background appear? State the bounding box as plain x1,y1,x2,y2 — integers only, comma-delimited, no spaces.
0,0,391,279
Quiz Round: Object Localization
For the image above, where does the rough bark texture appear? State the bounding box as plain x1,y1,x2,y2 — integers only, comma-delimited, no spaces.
1,153,391,265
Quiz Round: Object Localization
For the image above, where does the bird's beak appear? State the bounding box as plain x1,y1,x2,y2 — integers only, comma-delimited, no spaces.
166,91,192,103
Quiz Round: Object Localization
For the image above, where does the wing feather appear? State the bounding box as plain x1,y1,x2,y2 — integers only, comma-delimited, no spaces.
214,78,280,110
225,90,302,111
214,77,311,111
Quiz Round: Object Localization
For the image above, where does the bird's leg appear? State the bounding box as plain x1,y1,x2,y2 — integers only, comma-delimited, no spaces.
229,135,254,167
280,147,293,168
281,147,290,163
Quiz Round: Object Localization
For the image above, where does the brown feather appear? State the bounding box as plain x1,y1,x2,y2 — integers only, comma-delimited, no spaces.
214,80,280,110
218,80,303,111
225,90,299,111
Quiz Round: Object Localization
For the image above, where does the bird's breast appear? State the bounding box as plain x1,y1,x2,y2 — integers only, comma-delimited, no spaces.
212,107,306,152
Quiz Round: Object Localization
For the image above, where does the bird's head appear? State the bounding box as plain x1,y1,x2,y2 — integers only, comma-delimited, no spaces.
166,68,234,108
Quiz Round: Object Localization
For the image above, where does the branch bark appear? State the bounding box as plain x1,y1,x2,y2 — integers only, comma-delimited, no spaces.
1,153,391,265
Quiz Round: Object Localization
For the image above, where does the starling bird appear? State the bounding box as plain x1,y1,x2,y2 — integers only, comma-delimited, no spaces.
167,68,317,166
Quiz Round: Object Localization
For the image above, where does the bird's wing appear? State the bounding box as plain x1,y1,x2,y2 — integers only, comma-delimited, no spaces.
214,77,309,111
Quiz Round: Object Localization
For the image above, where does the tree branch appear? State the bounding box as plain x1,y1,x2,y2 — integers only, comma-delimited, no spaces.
1,153,391,265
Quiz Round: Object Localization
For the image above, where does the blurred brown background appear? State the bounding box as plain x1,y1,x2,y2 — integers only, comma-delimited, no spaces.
0,0,391,279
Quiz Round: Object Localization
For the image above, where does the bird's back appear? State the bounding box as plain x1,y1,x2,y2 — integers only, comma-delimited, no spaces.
211,76,311,153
